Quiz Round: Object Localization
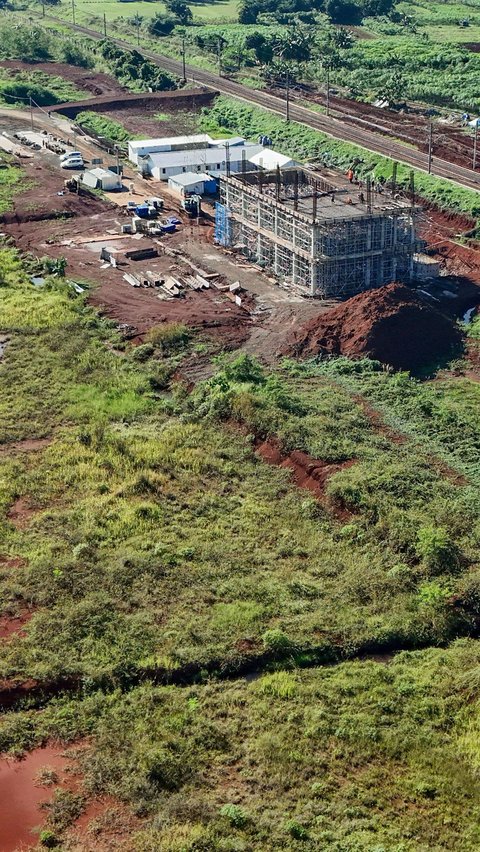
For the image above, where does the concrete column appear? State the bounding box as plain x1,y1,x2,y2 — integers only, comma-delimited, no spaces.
310,261,317,296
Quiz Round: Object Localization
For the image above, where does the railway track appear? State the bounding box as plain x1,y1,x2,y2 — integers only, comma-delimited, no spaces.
45,16,480,195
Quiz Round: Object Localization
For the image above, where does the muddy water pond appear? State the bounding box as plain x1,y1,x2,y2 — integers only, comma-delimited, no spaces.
0,745,69,850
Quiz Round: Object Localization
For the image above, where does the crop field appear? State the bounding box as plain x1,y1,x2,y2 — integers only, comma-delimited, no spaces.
53,0,239,23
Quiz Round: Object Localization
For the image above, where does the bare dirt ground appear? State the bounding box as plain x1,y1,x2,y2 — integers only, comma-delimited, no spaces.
0,60,128,98
256,437,355,520
1,103,480,367
96,102,202,138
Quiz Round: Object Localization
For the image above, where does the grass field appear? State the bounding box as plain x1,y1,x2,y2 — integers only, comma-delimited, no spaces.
2,3,480,845
1,244,480,683
0,130,479,845
55,0,239,23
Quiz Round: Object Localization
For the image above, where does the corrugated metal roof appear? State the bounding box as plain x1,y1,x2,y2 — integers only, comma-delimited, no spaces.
148,144,264,170
128,134,212,152
168,171,212,186
211,136,246,147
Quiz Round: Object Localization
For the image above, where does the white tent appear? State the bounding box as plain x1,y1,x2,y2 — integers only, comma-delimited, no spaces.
82,167,122,191
248,149,297,170
468,117,480,128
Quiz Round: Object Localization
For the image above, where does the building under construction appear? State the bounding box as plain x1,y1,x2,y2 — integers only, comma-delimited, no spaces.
214,166,419,297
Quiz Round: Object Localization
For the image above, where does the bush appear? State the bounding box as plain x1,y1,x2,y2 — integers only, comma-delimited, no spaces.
262,628,296,654
39,831,58,849
59,41,94,68
147,14,177,37
146,323,191,353
416,525,460,575
220,803,249,827
132,343,155,363
285,819,309,840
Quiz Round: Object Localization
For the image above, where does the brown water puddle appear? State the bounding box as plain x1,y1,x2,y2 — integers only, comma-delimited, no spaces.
0,745,70,851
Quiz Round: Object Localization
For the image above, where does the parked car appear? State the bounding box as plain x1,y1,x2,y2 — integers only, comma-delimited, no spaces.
60,151,83,162
60,157,84,170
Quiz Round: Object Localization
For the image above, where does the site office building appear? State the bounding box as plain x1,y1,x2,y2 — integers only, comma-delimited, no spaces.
129,134,265,180
215,167,419,297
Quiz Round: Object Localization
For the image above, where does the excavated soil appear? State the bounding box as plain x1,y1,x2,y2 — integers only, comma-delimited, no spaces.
90,281,252,347
88,102,204,138
256,438,355,517
7,496,39,529
0,554,26,570
0,739,138,851
284,282,463,371
0,437,52,455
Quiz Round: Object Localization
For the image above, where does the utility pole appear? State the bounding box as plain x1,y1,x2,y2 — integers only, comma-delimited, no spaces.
115,144,120,177
136,18,140,46
103,12,107,37
427,120,433,174
29,96,34,131
71,0,75,24
217,38,222,77
286,68,290,123
326,67,330,116
42,1,45,16
391,160,398,195
182,35,186,83
473,122,478,171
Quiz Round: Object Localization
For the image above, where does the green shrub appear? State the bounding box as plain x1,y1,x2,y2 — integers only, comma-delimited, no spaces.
39,830,58,848
220,803,249,827
146,322,191,352
285,819,309,840
132,343,154,362
416,525,460,575
262,628,296,654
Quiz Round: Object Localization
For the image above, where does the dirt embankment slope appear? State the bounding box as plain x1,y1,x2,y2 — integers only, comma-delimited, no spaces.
284,283,463,371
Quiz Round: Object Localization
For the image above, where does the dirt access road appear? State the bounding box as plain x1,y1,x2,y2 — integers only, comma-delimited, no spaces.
44,14,480,193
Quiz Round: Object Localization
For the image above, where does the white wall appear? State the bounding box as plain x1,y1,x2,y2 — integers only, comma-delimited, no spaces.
168,178,204,195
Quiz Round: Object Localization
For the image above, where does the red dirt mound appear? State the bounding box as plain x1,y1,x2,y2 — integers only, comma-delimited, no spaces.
284,283,463,371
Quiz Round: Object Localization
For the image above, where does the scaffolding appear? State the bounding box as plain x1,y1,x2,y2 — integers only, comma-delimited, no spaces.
216,167,420,297
214,201,231,246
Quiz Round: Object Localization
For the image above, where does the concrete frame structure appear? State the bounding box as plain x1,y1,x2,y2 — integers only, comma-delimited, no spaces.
216,168,420,297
